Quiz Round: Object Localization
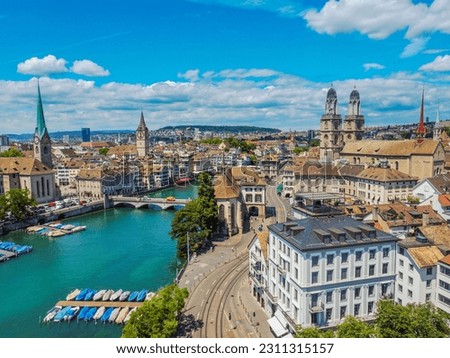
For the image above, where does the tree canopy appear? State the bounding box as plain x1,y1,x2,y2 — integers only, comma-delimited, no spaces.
0,188,37,221
0,148,24,157
294,301,450,338
122,284,189,338
170,172,218,259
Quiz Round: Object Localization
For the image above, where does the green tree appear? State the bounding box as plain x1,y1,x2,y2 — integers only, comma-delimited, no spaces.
309,139,320,147
293,147,309,155
0,188,37,221
0,148,24,157
376,300,450,338
99,147,109,155
197,172,218,235
295,326,334,338
336,316,377,338
122,284,189,338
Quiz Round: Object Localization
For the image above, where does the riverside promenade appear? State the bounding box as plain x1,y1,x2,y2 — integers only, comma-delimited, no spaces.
178,217,275,338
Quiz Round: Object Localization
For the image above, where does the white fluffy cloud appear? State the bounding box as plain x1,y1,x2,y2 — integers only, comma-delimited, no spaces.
71,60,110,77
17,55,69,75
420,55,450,72
400,37,429,58
1,69,448,134
363,63,385,71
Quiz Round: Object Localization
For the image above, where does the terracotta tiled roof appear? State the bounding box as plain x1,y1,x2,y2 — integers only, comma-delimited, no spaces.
438,194,450,206
80,141,115,148
439,255,450,266
256,231,269,261
77,168,103,180
419,225,450,249
108,145,138,156
231,166,266,186
356,166,417,182
214,174,240,199
341,139,440,156
0,157,53,175
408,246,444,268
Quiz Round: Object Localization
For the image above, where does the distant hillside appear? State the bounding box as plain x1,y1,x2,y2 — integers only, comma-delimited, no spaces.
159,125,281,133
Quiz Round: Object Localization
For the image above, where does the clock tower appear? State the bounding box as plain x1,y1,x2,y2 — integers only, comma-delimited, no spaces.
343,88,365,145
319,87,342,162
136,111,149,157
33,82,53,169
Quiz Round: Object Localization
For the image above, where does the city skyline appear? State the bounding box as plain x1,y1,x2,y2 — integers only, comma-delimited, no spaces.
1,0,450,133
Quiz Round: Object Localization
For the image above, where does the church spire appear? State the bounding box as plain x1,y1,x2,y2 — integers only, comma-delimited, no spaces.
417,88,426,141
36,80,48,139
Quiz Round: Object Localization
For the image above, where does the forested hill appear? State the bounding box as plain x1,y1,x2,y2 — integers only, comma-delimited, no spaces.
159,125,281,133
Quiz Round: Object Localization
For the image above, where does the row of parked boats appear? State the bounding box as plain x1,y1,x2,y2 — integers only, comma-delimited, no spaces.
0,241,33,261
66,288,154,302
43,305,137,325
27,223,87,238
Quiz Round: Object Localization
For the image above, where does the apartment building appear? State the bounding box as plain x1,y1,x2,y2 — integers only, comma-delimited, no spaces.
436,255,450,314
263,216,398,334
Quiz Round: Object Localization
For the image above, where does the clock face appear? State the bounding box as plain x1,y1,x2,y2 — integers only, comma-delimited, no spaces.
137,131,144,139
34,136,40,144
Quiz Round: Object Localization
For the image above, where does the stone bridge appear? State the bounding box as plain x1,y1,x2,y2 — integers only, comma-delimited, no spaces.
110,196,191,210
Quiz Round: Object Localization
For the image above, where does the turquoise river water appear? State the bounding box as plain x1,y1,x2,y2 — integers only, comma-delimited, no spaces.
0,185,196,338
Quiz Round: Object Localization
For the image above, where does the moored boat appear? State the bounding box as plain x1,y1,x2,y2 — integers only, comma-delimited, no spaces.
115,307,130,325
119,291,131,301
77,306,89,321
93,289,106,301
108,307,121,323
54,306,72,323
85,307,97,321
101,307,114,323
110,289,123,301
66,289,81,301
84,289,97,301
64,306,80,321
124,307,137,323
145,292,156,301
71,226,86,233
128,291,139,302
93,306,105,321
43,306,62,323
102,289,114,301
75,288,90,301
136,289,148,302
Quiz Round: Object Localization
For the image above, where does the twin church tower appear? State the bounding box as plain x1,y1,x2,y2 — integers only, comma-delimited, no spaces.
319,87,365,161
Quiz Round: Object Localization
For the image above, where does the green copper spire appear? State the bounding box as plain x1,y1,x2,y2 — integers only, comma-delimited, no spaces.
35,80,48,139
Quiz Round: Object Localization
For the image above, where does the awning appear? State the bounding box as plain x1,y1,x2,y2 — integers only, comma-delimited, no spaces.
267,311,289,337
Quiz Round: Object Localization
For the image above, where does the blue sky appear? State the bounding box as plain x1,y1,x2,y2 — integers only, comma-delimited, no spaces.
1,0,450,133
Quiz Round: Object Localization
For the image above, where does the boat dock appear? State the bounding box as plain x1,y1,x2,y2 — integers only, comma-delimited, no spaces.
0,249,17,262
55,300,142,308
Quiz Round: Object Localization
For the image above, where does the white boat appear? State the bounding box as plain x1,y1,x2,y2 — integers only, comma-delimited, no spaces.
108,307,121,323
124,307,137,323
43,306,62,323
115,307,130,325
145,292,156,301
61,224,75,230
119,291,130,301
71,226,86,233
93,306,105,321
110,289,123,301
102,289,114,301
48,230,66,238
93,289,106,301
66,289,81,301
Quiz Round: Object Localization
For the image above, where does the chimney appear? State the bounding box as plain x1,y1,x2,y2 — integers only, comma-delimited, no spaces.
372,206,379,222
423,210,429,227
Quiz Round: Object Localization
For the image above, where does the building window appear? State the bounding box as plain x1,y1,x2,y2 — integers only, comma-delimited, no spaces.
440,266,450,276
399,247,405,255
399,259,404,267
312,256,319,267
294,268,298,280
426,280,431,288
255,194,262,203
368,301,374,314
295,253,298,263
383,247,389,258
438,294,450,306
399,272,403,280
369,265,375,276
426,293,431,302
408,290,413,298
398,298,402,305
398,284,403,292
354,303,360,316
381,284,389,296
409,264,414,271
355,251,362,262
355,266,362,278
408,277,413,285
327,270,333,282
340,289,347,301
341,268,348,280
439,279,450,291
382,263,389,274
368,285,374,296
311,272,318,284
426,267,433,275
326,291,333,303
340,306,347,319
369,249,376,260
327,254,334,265
355,287,361,299
342,252,348,263
245,194,252,202
326,308,332,321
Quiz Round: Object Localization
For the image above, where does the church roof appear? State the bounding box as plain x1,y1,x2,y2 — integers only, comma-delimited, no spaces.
136,111,148,132
0,157,53,175
341,140,440,156
35,82,48,139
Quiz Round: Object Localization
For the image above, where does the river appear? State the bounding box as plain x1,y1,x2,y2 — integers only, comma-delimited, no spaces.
0,185,197,338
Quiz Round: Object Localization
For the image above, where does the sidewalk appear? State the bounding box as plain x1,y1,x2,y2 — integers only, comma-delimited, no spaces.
178,219,275,338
